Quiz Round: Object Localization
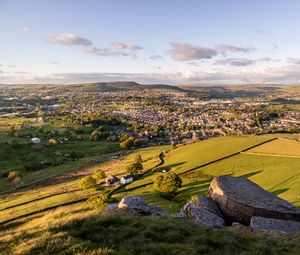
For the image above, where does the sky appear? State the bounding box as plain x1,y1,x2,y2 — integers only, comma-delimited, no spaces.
1,0,300,85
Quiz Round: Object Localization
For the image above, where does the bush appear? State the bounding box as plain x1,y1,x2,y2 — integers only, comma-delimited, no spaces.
135,154,143,163
1,171,9,178
120,137,135,149
153,173,182,196
78,176,97,190
87,192,111,211
48,138,58,145
7,171,22,185
24,161,46,172
93,170,106,180
126,161,143,174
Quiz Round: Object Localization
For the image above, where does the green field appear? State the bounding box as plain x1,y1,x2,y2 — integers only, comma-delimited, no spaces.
0,135,299,229
245,138,300,157
113,136,300,213
0,117,120,192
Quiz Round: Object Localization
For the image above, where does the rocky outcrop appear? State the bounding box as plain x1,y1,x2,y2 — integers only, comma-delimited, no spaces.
178,196,225,228
208,176,300,225
117,196,169,217
250,216,300,234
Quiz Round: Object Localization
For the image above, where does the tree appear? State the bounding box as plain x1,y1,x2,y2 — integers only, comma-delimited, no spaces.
93,170,106,180
119,137,134,149
153,173,182,196
135,154,142,163
90,129,109,141
7,171,23,186
126,161,143,174
87,192,111,211
78,176,97,190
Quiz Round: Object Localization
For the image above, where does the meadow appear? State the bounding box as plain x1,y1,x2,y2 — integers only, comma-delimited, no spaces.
0,134,299,245
112,135,300,212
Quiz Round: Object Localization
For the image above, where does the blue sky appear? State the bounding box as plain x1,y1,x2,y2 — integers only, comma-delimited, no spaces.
1,0,300,84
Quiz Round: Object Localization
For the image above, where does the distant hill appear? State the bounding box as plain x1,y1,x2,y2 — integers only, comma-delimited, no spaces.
64,81,184,92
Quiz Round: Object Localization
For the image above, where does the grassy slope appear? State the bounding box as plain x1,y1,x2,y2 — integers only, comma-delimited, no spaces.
114,136,300,213
0,145,167,223
246,138,300,157
121,136,269,191
0,203,299,255
0,117,119,192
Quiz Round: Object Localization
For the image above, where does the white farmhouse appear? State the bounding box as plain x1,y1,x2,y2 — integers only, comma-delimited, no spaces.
30,137,41,144
120,174,134,184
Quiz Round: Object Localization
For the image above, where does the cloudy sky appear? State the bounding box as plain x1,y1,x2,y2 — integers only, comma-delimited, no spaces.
1,0,300,84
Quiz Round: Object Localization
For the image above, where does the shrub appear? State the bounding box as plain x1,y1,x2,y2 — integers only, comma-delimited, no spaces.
135,154,143,163
1,171,9,178
78,176,97,190
93,170,106,180
126,161,143,174
120,137,135,149
153,173,182,196
48,138,57,145
7,171,22,186
87,192,111,211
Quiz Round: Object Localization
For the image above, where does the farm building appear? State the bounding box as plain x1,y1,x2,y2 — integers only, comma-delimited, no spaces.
106,176,119,185
30,137,41,144
120,174,135,184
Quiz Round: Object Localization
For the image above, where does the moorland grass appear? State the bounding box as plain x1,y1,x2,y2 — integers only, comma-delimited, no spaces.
0,203,299,255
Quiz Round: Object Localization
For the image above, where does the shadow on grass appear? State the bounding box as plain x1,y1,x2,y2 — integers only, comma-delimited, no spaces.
238,170,263,179
155,162,186,172
272,188,289,196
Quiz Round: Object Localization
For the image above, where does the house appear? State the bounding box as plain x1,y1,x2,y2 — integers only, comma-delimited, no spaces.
30,137,41,144
120,174,135,184
106,176,119,185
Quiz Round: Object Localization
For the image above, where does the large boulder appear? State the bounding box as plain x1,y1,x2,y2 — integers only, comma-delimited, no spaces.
178,196,225,228
208,176,300,225
118,196,169,217
251,216,300,234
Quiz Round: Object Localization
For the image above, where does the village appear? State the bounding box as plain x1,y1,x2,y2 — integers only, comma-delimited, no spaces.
0,84,299,145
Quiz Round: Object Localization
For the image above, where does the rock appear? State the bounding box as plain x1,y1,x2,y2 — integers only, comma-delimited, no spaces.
106,203,119,211
118,196,169,217
251,216,300,234
179,196,225,228
208,176,300,225
118,196,147,209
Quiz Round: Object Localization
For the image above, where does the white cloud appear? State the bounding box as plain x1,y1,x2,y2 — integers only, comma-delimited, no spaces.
215,44,256,56
168,42,217,61
46,33,141,57
287,58,300,65
21,26,29,33
47,33,92,46
214,58,254,66
127,43,143,50
112,41,127,50
149,55,164,61
3,63,300,85
214,57,279,66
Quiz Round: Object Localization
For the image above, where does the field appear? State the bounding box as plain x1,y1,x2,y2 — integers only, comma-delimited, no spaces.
112,136,300,212
0,134,299,252
245,138,300,157
0,117,120,193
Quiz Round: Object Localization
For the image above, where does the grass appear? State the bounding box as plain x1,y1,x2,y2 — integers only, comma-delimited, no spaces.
0,144,167,223
112,136,300,213
189,153,300,207
0,117,119,192
0,204,299,255
0,190,90,223
245,138,300,157
120,136,270,191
